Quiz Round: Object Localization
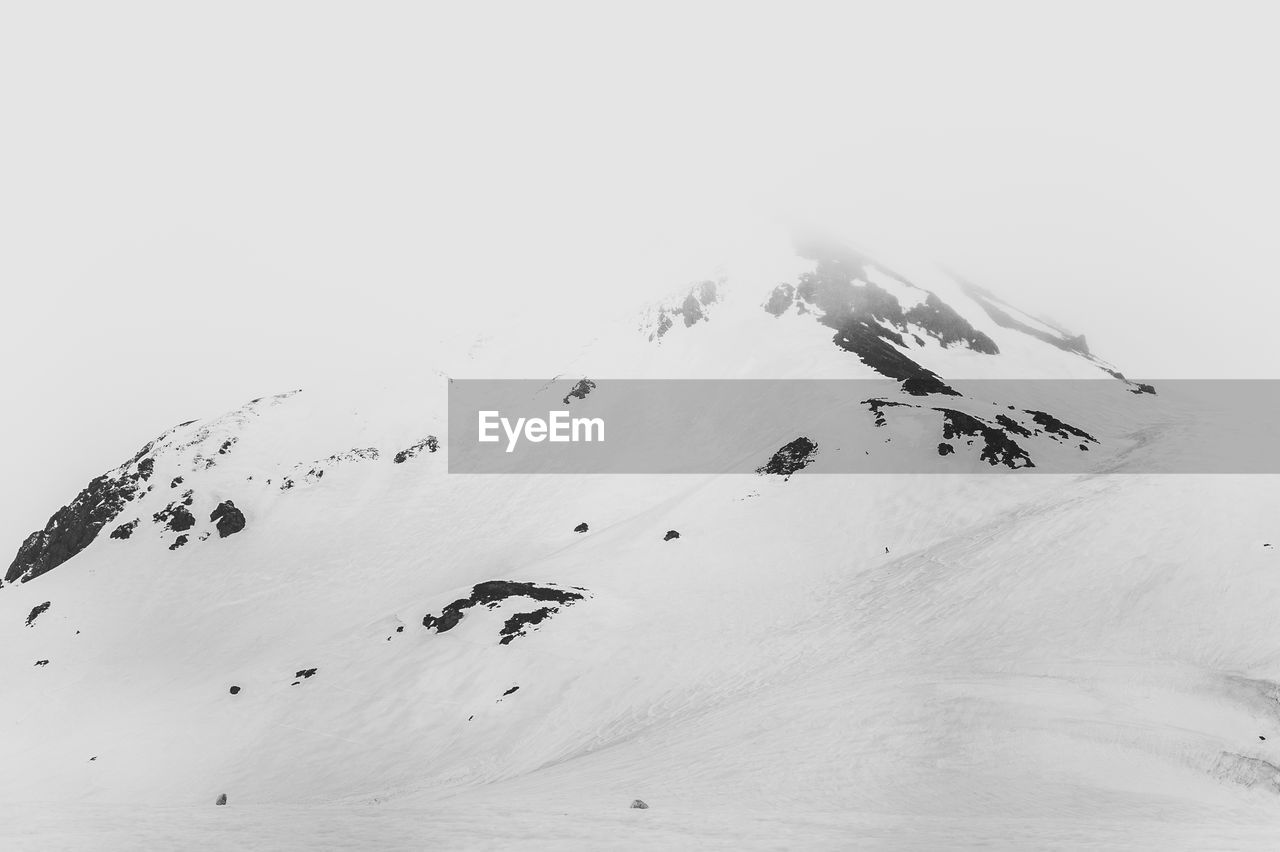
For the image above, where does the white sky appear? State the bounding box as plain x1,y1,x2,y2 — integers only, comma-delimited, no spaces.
3,1,1279,551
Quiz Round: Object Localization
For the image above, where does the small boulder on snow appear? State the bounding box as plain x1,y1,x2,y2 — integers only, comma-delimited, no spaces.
663,530,680,541
216,794,227,806
210,501,246,538
574,522,589,533
630,799,649,809
25,601,51,627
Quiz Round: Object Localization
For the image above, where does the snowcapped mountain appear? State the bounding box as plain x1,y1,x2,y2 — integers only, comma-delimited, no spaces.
4,233,1278,849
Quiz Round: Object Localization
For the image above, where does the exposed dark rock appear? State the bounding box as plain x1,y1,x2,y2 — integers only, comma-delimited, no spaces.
396,625,405,632
630,799,649,809
423,581,585,636
959,279,1086,354
937,409,1034,469
216,794,227,806
937,442,955,456
6,443,156,584
830,319,958,397
210,501,246,538
499,607,560,644
757,437,818,477
664,530,681,541
764,283,795,316
154,502,196,532
648,281,719,340
110,519,139,540
25,601,51,626
170,476,184,488
903,293,999,353
561,378,596,405
865,398,909,427
168,535,189,551
574,522,589,533
283,448,380,487
218,438,236,455
295,668,317,679
34,660,48,667
994,414,1034,438
394,436,440,463
782,242,1002,394
229,686,241,695
1026,410,1098,443
502,685,520,696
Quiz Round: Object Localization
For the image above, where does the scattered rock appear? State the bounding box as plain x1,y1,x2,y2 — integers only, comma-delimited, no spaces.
209,501,246,538
229,686,241,695
282,448,380,488
395,625,404,633
25,601,51,627
34,660,49,667
168,535,189,551
574,522,589,533
865,398,909,427
393,436,440,463
937,442,955,456
630,799,649,809
216,794,227,806
646,281,719,341
664,530,681,541
294,668,317,680
170,476,184,488
502,685,519,696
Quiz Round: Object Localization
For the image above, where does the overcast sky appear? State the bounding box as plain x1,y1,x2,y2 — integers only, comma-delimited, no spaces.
3,1,1279,552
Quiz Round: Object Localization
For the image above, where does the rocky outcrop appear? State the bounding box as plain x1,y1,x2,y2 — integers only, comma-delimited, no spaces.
561,378,596,405
209,501,246,538
25,601,51,626
153,502,196,533
644,280,720,341
393,437,439,464
423,580,585,642
6,443,156,584
757,437,818,478
937,409,1034,469
110,520,139,540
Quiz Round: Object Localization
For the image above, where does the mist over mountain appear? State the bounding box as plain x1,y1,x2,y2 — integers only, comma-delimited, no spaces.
5,231,1278,849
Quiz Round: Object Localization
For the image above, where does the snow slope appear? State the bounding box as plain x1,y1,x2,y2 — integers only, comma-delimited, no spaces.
4,233,1278,849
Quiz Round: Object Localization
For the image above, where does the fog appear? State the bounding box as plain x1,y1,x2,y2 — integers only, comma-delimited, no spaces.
3,2,1279,551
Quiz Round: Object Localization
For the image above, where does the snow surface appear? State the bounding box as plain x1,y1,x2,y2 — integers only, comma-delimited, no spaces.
4,239,1279,849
